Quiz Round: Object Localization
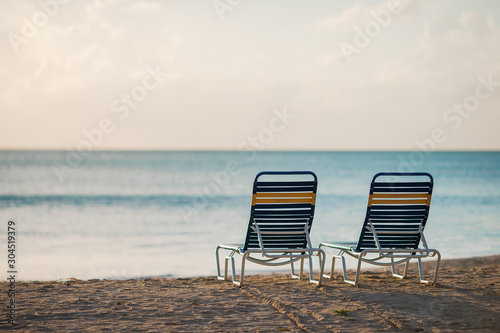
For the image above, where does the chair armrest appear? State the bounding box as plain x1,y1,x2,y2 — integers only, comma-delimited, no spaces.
251,221,314,258
367,220,430,258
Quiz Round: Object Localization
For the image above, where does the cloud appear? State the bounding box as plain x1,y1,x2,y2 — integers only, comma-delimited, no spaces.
316,3,367,32
316,0,421,33
123,1,163,12
309,3,500,149
0,0,498,150
391,10,500,81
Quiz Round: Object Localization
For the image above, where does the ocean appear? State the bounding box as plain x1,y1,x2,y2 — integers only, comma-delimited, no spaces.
0,151,499,281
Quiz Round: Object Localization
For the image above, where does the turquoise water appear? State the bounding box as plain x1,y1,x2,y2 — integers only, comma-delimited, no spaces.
0,151,499,281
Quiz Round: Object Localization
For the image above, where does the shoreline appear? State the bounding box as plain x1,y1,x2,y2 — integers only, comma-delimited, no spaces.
15,254,500,283
1,255,498,332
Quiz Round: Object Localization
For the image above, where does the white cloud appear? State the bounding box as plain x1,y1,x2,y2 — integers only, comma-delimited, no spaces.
123,1,163,12
316,3,367,32
316,0,420,33
0,0,498,150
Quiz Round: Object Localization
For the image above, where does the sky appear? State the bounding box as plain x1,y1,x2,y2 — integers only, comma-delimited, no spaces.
1,0,499,151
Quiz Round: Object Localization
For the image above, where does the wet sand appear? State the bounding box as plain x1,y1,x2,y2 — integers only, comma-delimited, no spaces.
1,255,498,332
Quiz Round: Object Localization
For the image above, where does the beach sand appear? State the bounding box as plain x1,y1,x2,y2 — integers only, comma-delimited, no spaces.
1,255,498,332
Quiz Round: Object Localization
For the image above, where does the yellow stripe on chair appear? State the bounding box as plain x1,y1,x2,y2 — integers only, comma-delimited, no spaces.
252,193,316,205
255,192,315,198
371,193,429,199
368,193,431,206
254,198,315,204
370,199,429,205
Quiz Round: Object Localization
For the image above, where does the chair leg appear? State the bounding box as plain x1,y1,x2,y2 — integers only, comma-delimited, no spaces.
308,249,325,286
290,258,304,280
391,257,410,279
418,250,441,284
239,255,247,286
432,250,441,283
231,254,247,287
300,258,305,279
216,247,222,280
322,253,336,279
229,256,237,284
417,257,429,284
308,255,314,281
319,250,325,285
352,254,364,287
335,253,358,286
216,246,229,281
224,257,230,280
403,260,410,278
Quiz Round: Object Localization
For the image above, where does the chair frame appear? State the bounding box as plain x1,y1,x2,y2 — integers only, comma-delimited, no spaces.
320,172,441,287
216,171,325,287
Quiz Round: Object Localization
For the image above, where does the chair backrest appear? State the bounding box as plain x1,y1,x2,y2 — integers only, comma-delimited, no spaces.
242,171,318,252
355,172,434,252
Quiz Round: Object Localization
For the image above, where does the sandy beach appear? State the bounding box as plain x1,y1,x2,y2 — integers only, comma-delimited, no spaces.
1,255,498,332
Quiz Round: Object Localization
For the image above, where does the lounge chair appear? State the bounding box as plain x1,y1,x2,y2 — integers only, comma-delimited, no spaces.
320,172,441,287
216,171,326,287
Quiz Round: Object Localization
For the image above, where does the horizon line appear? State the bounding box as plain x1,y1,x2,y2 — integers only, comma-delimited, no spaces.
1,148,499,153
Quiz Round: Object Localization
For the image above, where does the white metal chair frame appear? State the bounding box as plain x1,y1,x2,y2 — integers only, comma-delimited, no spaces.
216,220,326,287
320,172,441,287
320,219,441,287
